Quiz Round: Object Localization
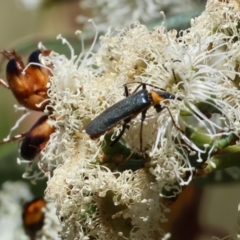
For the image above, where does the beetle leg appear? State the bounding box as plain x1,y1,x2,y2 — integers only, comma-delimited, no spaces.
140,109,147,153
154,104,163,113
123,83,143,97
0,50,13,59
131,82,145,94
124,85,129,97
0,78,9,88
124,82,145,95
110,117,131,147
0,133,26,145
0,50,22,62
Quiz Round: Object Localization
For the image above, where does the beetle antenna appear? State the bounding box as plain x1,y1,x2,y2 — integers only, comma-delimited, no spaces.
165,107,193,151
124,81,166,92
165,106,182,133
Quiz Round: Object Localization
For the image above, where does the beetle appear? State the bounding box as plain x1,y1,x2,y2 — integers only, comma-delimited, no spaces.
22,197,46,240
0,115,55,160
85,82,176,151
20,115,55,160
0,49,51,111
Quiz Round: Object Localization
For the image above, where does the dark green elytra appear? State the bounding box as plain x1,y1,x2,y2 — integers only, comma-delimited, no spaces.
85,88,175,139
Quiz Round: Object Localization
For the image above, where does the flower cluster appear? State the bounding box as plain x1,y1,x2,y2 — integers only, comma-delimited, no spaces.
13,0,240,239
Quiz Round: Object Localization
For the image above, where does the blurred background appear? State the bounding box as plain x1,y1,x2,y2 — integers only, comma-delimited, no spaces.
0,0,239,240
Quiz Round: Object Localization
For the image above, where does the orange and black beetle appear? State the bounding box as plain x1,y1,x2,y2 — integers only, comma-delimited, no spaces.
22,197,46,240
20,115,55,160
0,49,51,111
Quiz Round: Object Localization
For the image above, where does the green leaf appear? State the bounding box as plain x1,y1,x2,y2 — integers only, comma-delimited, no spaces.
101,133,146,172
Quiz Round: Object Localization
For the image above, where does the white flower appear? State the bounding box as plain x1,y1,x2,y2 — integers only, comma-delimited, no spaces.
45,0,240,236
0,181,32,240
8,0,240,239
77,0,202,34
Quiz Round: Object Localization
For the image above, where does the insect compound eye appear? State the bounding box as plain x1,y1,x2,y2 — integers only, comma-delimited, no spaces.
170,93,176,100
163,92,175,100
